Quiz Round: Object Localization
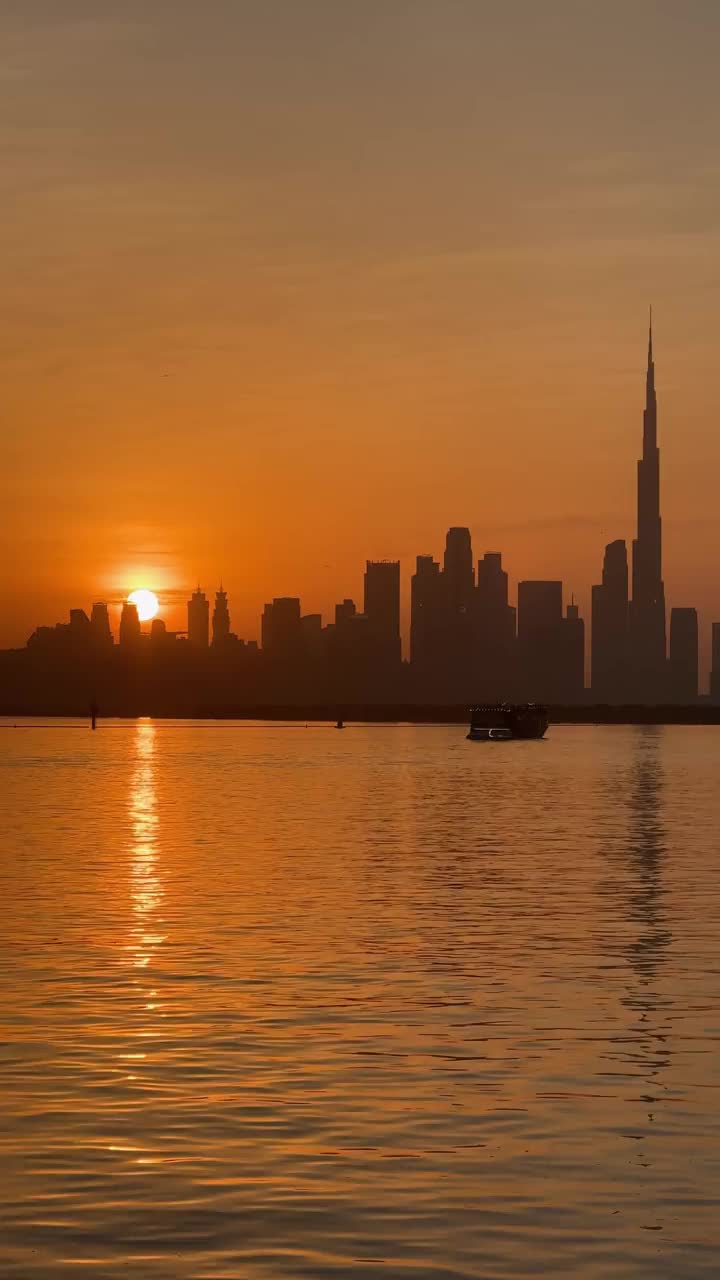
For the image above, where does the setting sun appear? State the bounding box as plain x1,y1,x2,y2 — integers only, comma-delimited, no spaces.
128,589,159,623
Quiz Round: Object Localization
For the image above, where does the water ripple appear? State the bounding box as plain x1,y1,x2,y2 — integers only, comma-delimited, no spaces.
1,721,719,1278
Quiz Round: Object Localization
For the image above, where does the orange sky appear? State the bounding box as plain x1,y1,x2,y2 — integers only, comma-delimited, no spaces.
2,3,720,679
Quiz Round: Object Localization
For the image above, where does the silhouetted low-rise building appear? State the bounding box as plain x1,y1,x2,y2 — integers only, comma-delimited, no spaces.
27,608,92,657
335,599,356,626
150,617,179,652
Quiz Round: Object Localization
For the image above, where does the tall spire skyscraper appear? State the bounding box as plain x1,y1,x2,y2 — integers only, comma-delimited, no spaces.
631,312,666,695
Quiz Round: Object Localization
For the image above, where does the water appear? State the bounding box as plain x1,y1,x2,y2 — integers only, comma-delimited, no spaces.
1,721,719,1279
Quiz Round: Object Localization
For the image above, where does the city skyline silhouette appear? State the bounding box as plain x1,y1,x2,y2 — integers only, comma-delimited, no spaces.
4,322,720,712
4,6,720,675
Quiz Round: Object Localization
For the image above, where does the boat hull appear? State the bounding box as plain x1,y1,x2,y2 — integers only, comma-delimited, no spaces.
467,703,548,741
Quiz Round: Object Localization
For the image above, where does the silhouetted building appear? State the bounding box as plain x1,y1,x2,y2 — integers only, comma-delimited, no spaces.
188,588,210,648
562,600,585,702
262,597,302,661
474,552,516,697
301,613,324,659
150,617,170,651
476,552,508,613
711,624,720,702
28,608,94,658
364,561,401,669
410,556,444,692
212,588,231,648
69,609,91,639
119,601,141,649
442,527,474,693
669,608,698,702
591,540,629,701
631,317,666,698
90,601,113,650
26,626,56,651
517,580,565,701
518,580,562,635
444,527,474,611
326,597,371,698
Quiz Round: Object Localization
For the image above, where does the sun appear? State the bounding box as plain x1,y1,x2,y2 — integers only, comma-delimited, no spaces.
128,588,159,622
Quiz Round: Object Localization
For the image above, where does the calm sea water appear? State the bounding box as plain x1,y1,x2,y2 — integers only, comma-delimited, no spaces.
1,720,719,1279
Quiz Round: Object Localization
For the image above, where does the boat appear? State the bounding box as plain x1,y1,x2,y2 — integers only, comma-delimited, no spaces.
466,726,513,742
467,703,548,741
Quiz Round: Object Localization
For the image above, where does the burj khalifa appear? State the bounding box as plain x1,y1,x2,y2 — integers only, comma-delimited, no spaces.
631,314,667,694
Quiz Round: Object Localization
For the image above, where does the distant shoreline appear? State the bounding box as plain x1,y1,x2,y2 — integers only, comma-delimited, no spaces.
2,705,720,726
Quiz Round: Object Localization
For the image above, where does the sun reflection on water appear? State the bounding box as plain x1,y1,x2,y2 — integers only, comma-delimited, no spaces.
127,720,166,972
118,720,169,1165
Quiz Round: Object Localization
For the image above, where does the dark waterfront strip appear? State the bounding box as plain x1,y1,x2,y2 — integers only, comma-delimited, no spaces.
2,704,720,726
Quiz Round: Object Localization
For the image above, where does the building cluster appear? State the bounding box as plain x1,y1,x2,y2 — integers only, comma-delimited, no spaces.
16,323,720,705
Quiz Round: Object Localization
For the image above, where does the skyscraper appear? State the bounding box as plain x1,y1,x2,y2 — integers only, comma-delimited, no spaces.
474,552,516,697
561,600,586,702
364,561,401,668
188,587,210,648
631,315,666,697
591,540,629,701
518,580,563,637
89,601,113,650
669,608,698,702
443,527,474,611
261,597,302,660
301,613,324,659
711,624,720,702
212,588,231,648
119,601,141,649
328,598,371,695
517,580,564,701
410,555,444,691
442,527,474,694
